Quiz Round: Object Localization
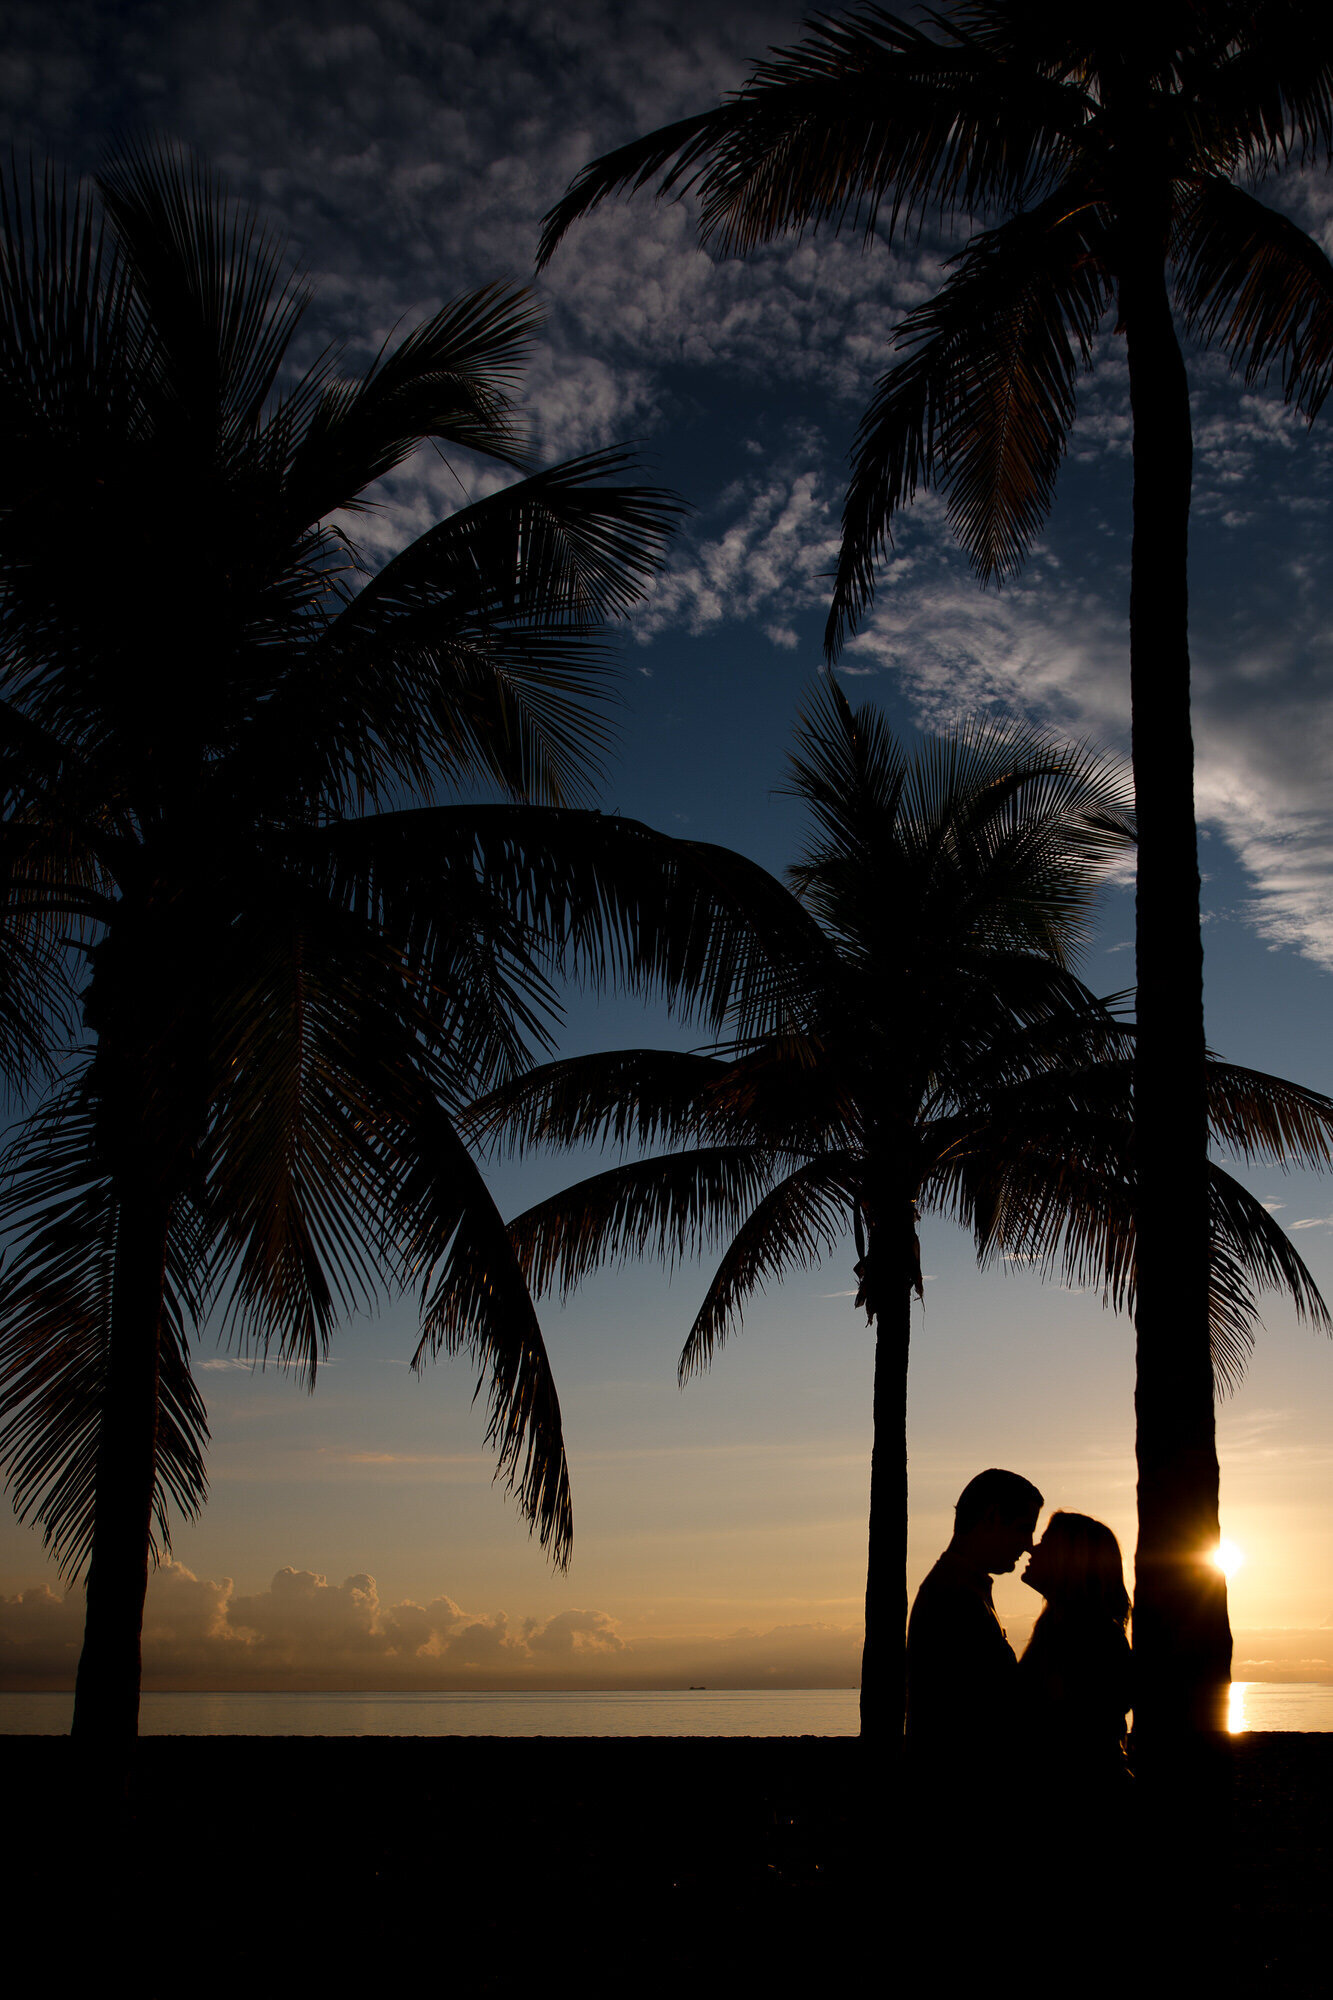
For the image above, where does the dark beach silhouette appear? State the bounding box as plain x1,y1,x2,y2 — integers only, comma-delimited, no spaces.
4,1730,1328,1998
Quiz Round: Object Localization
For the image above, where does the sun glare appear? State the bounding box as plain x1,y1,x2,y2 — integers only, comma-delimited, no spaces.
1213,1539,1245,1579
1227,1683,1249,1735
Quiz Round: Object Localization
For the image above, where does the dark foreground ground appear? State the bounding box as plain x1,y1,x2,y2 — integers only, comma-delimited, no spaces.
5,1733,1329,1997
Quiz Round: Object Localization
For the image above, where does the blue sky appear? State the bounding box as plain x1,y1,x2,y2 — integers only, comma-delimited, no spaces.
2,0,1333,1690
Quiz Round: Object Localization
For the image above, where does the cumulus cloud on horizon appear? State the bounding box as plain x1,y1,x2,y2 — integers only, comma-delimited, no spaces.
0,1560,864,1692
5,1560,1329,1690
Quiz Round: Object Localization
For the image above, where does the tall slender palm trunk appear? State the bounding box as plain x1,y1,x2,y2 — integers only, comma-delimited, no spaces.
71,1185,170,1749
858,1202,915,1748
1121,227,1231,1752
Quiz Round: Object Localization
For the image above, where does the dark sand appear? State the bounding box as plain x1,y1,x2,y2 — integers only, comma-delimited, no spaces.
6,1733,1329,1995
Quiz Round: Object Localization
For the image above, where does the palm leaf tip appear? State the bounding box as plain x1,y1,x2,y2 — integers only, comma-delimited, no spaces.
535,108,732,269
677,1158,851,1385
403,1109,574,1564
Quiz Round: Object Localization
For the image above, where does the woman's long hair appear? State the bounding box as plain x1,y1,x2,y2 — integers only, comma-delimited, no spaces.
1028,1511,1130,1629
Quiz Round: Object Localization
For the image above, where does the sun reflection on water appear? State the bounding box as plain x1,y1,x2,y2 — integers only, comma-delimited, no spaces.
1227,1682,1249,1734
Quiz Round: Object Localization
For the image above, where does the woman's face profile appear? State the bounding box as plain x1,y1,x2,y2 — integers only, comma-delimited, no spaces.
1021,1529,1057,1597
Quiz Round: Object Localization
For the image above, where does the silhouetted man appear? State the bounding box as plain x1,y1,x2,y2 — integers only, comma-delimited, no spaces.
905,1466,1044,1785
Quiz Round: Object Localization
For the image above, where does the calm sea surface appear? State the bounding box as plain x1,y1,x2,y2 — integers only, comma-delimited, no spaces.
3,1681,1331,1736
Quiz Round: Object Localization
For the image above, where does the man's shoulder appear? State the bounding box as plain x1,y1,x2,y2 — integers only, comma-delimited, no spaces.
911,1553,986,1615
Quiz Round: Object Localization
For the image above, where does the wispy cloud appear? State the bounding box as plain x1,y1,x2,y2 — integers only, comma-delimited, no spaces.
634,442,840,641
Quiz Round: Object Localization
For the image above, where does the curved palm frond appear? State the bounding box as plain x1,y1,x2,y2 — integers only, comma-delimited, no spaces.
0,815,91,1099
308,801,829,1039
786,678,1133,967
506,1146,793,1303
0,1088,209,1577
1199,3,1333,171
537,107,737,268
0,158,138,458
201,902,407,1383
1205,1057,1333,1168
537,10,1090,268
400,1099,572,1564
678,1154,855,1382
237,452,683,812
461,1047,739,1157
827,192,1110,647
97,140,313,449
1207,1165,1331,1390
1176,176,1333,420
284,282,542,523
938,1073,1331,1390
699,9,1091,249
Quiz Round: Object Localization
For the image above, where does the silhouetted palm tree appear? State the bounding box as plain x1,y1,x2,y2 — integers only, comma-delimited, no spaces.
0,148,777,1750
537,1,1333,1743
461,683,1333,1744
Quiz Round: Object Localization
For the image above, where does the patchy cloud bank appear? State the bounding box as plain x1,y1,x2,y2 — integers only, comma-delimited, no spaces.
0,1562,863,1691
3,1562,1328,1688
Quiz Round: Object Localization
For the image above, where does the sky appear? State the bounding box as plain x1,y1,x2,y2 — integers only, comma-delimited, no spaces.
3,0,1333,1693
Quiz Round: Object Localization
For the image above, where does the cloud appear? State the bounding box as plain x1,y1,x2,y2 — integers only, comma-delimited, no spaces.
0,0,918,479
0,1561,860,1690
523,1608,627,1657
8,0,1333,972
1231,1630,1333,1682
842,509,1333,964
633,445,841,641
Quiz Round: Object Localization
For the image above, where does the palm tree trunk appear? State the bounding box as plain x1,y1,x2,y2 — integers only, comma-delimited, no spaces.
858,1210,914,1749
1121,230,1231,1753
71,1183,169,1749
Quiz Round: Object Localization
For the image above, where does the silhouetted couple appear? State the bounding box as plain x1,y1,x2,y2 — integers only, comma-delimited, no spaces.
906,1468,1132,1826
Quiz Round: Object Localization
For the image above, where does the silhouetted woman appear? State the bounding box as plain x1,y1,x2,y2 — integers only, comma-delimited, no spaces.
1019,1511,1133,1796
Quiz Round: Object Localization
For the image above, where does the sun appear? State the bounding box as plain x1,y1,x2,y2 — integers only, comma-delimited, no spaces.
1213,1539,1245,1580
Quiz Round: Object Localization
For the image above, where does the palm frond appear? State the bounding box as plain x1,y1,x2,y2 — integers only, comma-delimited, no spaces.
202,905,403,1383
461,1047,739,1157
1198,4,1333,173
539,9,1090,269
537,109,736,267
694,9,1089,253
400,1099,572,1564
1176,176,1333,419
0,157,137,451
937,1090,1330,1391
786,680,1133,968
0,815,91,1099
1205,1058,1333,1169
308,802,827,1038
0,1088,209,1577
285,282,543,523
506,1147,792,1302
96,140,312,446
243,452,683,811
1208,1166,1331,1390
678,1155,854,1382
827,191,1111,648
783,673,911,867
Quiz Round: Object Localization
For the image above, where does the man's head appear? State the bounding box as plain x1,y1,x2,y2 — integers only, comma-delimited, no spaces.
952,1468,1044,1574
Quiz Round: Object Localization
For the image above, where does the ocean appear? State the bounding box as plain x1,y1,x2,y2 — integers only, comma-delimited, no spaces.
3,1680,1332,1735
